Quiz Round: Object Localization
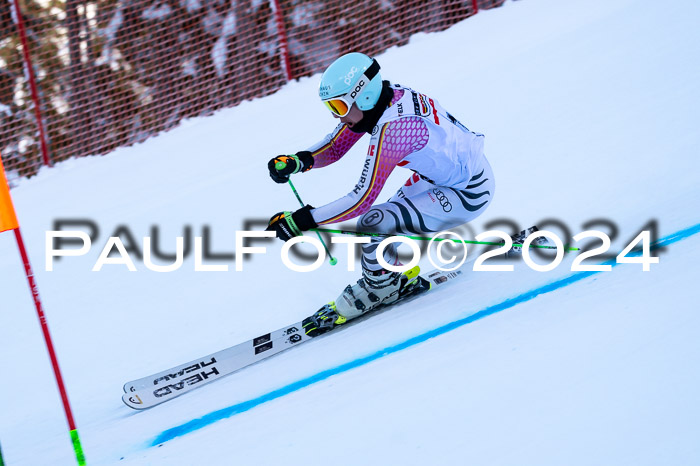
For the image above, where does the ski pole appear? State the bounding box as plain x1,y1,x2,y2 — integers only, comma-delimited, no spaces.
275,161,337,265
312,227,579,251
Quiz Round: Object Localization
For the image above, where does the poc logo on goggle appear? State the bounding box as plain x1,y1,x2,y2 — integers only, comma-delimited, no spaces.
350,79,366,98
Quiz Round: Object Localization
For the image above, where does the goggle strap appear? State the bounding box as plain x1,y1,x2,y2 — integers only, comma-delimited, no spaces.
364,59,380,81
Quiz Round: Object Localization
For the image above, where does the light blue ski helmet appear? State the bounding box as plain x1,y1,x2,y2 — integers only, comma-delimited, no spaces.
318,52,382,111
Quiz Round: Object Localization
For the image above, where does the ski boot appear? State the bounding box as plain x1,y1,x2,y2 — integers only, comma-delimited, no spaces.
302,266,431,337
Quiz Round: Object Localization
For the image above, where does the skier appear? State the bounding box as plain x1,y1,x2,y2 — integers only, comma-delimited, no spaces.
266,52,495,336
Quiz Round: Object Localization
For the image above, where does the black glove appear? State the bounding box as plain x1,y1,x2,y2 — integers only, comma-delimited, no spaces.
266,205,318,241
268,151,314,184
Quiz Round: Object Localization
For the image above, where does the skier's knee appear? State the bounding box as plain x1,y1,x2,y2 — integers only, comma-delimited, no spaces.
357,207,389,233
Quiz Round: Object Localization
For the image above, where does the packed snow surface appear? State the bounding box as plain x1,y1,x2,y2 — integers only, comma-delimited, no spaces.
1,0,699,464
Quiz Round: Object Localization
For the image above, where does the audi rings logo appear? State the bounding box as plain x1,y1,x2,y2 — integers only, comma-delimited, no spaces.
432,189,452,212
361,209,385,227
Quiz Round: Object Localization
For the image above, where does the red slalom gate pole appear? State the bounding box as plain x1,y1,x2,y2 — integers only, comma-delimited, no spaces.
13,229,86,465
0,160,85,464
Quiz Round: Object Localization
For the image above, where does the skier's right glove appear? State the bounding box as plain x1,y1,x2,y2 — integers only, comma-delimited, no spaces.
266,205,318,241
267,151,314,184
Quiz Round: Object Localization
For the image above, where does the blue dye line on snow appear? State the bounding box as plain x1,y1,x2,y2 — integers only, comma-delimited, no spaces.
150,222,700,446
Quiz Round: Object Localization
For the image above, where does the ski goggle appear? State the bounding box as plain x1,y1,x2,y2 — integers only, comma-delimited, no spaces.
322,96,354,117
321,59,380,117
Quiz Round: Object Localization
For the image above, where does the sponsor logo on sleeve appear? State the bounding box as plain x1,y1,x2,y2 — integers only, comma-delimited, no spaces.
412,92,421,115
353,158,372,194
411,92,432,117
419,94,431,116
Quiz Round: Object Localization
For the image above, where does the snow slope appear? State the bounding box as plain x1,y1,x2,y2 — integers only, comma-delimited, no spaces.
1,0,699,464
